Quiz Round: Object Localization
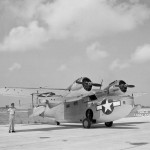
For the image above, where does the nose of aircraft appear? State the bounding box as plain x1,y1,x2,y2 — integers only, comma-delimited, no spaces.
121,95,134,106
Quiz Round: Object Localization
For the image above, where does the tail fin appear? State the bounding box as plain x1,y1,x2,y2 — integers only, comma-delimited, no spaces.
29,105,46,117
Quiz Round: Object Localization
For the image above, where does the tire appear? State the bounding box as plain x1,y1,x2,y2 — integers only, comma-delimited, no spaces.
83,118,91,128
105,121,113,127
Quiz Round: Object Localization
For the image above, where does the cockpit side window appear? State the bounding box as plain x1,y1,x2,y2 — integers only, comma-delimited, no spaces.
89,95,97,101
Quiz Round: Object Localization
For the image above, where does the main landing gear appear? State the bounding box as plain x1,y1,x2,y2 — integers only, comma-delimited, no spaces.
83,118,91,128
82,109,94,128
83,120,114,128
105,121,113,127
82,109,114,128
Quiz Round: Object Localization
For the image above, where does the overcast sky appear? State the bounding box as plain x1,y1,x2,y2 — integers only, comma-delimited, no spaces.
0,0,150,107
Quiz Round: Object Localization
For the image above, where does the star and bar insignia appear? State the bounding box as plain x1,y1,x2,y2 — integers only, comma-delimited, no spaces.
97,99,121,115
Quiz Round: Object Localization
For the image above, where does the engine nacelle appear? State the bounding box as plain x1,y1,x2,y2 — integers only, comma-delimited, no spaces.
69,81,83,91
108,80,135,93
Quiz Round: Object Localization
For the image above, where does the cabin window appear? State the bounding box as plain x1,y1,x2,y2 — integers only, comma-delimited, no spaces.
89,95,97,101
66,104,70,108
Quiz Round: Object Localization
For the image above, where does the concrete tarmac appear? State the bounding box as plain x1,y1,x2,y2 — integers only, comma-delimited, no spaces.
0,117,150,150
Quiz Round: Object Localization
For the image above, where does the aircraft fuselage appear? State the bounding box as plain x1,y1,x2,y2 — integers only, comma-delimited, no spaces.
43,93,134,125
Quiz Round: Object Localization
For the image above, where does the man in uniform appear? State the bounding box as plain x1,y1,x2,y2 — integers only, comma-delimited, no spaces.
8,103,16,133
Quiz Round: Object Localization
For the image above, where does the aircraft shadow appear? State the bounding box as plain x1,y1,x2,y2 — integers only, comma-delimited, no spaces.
93,121,148,129
16,124,81,132
16,121,149,132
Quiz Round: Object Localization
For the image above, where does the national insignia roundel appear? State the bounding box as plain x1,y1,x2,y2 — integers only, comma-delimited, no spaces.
101,99,114,115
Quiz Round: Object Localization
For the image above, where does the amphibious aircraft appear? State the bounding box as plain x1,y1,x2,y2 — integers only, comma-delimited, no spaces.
0,77,136,128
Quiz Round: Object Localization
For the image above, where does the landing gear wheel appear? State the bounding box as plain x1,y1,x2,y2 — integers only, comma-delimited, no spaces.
56,122,60,125
105,121,113,127
83,118,91,128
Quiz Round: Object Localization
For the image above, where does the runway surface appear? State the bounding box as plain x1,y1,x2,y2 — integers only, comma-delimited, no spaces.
0,117,150,150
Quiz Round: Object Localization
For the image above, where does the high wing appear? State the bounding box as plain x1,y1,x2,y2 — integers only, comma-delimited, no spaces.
0,87,69,97
0,77,102,98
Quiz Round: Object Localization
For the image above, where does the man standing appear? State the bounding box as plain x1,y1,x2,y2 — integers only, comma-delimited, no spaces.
8,103,16,133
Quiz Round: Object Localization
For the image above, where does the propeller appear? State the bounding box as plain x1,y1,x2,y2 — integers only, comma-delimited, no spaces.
115,80,135,92
115,84,135,88
76,81,101,87
76,77,101,91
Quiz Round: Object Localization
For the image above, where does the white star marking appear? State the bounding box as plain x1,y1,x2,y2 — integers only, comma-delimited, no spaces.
96,100,121,111
103,100,112,112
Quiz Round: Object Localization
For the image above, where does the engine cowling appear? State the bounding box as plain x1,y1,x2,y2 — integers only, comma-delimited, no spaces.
118,80,127,92
78,77,93,91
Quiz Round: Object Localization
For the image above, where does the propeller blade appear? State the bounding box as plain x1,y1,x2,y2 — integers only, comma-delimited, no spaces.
126,85,135,88
92,83,102,87
115,84,135,88
76,81,101,87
